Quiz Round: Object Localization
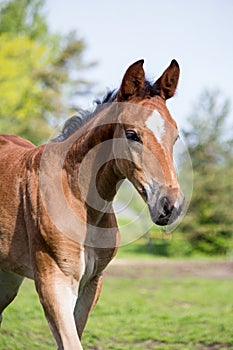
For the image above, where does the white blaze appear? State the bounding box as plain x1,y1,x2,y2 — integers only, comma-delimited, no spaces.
146,110,165,143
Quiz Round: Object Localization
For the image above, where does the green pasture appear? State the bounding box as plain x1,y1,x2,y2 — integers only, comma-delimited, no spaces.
0,260,232,350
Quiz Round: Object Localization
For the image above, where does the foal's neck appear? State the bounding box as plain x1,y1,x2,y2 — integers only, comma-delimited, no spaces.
62,116,123,207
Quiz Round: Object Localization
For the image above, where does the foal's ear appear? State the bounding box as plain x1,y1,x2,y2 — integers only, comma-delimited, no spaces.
153,59,180,100
117,59,145,101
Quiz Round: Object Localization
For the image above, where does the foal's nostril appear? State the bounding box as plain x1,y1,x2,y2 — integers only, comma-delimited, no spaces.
160,196,172,217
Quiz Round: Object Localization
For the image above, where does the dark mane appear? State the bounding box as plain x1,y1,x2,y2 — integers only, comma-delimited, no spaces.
53,89,117,142
53,80,155,142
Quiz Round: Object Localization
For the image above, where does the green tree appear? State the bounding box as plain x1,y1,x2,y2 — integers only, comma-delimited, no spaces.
0,0,94,144
0,0,48,39
179,90,233,256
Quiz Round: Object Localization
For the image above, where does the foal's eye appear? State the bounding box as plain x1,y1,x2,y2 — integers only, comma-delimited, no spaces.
125,130,142,143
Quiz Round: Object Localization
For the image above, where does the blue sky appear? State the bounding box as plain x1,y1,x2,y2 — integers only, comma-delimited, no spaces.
45,0,233,129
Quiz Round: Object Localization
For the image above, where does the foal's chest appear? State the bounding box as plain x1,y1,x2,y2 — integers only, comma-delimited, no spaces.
80,246,117,287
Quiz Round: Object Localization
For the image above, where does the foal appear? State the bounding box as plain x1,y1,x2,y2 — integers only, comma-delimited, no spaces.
0,59,184,349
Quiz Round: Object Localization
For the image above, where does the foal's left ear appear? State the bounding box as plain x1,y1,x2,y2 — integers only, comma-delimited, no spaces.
153,59,180,100
117,59,145,101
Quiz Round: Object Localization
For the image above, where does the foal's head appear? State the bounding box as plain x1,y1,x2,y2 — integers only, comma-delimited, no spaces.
113,59,184,226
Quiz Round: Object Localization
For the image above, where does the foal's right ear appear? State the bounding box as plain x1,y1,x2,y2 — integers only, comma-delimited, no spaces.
153,59,180,100
117,59,145,101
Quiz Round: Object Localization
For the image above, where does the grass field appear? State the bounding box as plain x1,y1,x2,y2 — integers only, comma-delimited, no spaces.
0,259,233,350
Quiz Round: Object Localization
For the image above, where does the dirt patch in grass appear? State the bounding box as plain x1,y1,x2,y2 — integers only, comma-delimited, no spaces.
199,343,232,350
105,258,233,280
88,339,233,350
88,340,232,350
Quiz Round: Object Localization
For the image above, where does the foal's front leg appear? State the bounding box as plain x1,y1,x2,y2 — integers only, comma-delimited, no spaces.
33,257,83,350
74,274,103,339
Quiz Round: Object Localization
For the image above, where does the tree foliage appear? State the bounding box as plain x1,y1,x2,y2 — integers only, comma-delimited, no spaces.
0,0,93,144
0,0,48,39
178,90,233,256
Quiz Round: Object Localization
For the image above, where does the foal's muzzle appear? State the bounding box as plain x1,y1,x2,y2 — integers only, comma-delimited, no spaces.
148,192,185,226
